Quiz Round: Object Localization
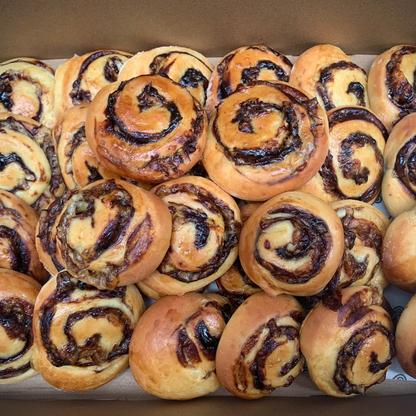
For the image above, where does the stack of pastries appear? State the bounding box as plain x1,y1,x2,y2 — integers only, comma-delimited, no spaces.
2,43,416,399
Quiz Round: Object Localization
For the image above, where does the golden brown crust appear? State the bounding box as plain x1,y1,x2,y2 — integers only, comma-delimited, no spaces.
216,292,305,399
368,45,416,132
55,103,120,189
54,179,172,289
129,292,231,400
142,176,242,295
206,45,293,119
203,81,329,201
239,191,344,297
86,74,208,183
0,113,65,211
32,271,144,391
54,50,132,121
0,269,41,384
300,286,395,397
298,106,387,204
396,294,416,378
382,112,416,218
290,44,369,111
382,208,416,293
0,57,56,129
119,46,213,105
0,190,48,283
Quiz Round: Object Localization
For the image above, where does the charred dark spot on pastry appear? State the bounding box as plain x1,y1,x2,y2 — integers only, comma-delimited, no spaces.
70,51,131,105
0,297,34,378
386,46,416,119
0,225,31,274
86,161,104,184
0,152,36,192
283,375,295,387
334,322,395,395
195,320,221,361
394,135,416,197
176,326,201,367
316,61,367,111
204,300,232,323
155,182,241,283
241,60,290,83
255,206,331,284
179,68,209,103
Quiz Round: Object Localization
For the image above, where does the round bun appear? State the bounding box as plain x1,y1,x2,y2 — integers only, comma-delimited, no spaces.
0,113,65,211
86,74,207,183
298,106,387,204
368,45,416,132
290,44,369,111
239,191,344,297
206,45,293,118
382,112,416,218
0,269,41,384
0,57,56,128
216,292,305,399
382,208,416,293
32,271,144,391
54,50,132,121
119,46,213,105
142,176,242,295
396,294,416,378
55,103,120,189
129,293,231,400
300,286,395,397
203,81,329,201
54,179,172,289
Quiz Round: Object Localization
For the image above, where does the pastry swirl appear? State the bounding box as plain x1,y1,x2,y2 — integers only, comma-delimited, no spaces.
0,58,56,129
55,103,119,189
0,269,41,384
54,50,132,121
54,179,171,290
203,81,329,201
239,191,344,297
0,113,65,211
298,106,387,204
141,176,242,295
368,45,416,132
290,44,369,111
206,45,293,119
0,190,47,282
300,286,395,397
32,270,144,391
216,292,305,399
86,74,208,183
129,293,231,400
382,112,416,217
119,46,213,105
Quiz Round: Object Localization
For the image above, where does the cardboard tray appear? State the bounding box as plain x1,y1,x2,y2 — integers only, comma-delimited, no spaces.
2,0,416,413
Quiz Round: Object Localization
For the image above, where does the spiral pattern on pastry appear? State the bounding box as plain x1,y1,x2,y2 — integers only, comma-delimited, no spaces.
300,286,395,397
54,179,171,290
55,103,120,189
298,106,387,204
0,269,41,384
119,46,213,106
382,112,416,217
140,176,241,295
239,191,344,297
216,258,262,309
54,50,132,121
0,190,47,282
368,45,416,132
290,44,369,112
0,113,65,211
32,270,144,391
202,81,329,201
206,45,293,119
129,293,231,400
0,57,56,129
86,74,208,183
216,292,305,399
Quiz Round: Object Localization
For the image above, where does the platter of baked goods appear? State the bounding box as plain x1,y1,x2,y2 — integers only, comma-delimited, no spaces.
1,44,416,401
